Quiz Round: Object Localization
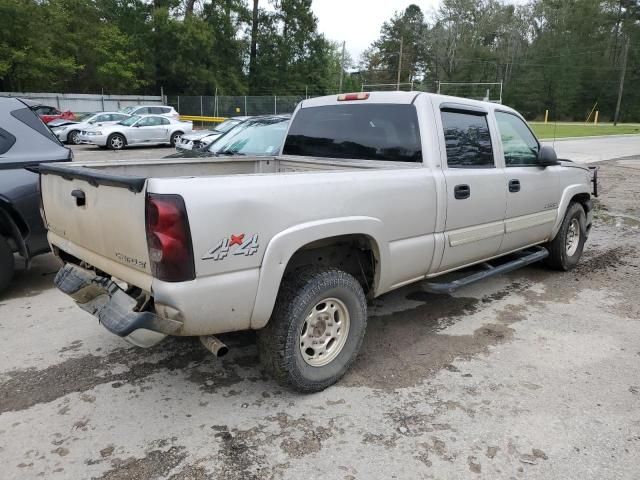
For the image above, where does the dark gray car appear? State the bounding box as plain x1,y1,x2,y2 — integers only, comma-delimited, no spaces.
0,96,72,292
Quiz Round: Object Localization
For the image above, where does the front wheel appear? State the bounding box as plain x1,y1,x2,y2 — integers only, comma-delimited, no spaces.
545,202,587,271
67,130,80,145
257,267,367,392
107,133,126,150
0,236,15,293
170,131,183,147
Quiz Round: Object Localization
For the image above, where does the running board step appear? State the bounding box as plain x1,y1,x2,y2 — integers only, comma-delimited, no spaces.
423,246,549,294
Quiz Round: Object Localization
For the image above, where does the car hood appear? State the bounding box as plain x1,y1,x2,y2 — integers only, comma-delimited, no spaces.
181,130,220,141
48,119,78,128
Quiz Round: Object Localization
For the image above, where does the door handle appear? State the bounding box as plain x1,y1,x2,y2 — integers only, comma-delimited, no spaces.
71,189,86,207
454,184,471,199
509,179,521,193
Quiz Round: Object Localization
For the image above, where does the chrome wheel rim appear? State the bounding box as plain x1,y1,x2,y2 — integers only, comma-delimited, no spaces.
110,136,123,149
565,218,580,256
69,131,79,144
173,133,182,144
299,298,350,367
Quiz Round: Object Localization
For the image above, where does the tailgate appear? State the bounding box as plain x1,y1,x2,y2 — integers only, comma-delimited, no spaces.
40,165,152,290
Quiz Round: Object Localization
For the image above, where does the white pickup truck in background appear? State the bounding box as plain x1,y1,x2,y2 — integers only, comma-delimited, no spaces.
39,91,597,392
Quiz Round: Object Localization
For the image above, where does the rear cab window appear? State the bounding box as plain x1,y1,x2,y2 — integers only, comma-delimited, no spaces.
283,104,422,163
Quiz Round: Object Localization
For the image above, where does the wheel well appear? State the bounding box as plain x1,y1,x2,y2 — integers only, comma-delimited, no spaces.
571,193,592,213
0,204,28,255
284,234,378,295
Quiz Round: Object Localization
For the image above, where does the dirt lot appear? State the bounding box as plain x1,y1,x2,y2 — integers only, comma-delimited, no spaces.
0,158,638,479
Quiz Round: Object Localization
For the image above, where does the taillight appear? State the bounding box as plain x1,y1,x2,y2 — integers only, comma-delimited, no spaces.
337,92,369,101
145,194,195,282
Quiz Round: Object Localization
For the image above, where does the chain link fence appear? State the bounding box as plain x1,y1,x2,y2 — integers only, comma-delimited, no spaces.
166,95,306,118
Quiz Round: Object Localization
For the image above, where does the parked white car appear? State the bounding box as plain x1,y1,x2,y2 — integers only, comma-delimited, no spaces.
77,115,193,150
49,112,131,145
176,116,250,151
120,105,179,119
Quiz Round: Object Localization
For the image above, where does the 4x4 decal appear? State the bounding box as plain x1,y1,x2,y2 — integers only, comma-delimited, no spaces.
202,233,259,261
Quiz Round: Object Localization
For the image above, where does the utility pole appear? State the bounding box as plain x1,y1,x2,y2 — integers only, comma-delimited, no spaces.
397,37,403,91
614,36,630,126
338,41,346,93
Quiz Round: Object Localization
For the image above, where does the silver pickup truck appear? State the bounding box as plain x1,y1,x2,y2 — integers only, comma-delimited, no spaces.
39,92,597,392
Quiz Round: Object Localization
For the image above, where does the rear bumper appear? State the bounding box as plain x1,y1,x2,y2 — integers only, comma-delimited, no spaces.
55,263,183,347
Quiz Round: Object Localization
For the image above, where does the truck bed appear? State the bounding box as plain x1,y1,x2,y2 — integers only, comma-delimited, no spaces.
39,156,415,192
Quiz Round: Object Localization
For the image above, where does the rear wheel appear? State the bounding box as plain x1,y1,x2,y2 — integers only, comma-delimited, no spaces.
257,267,367,392
0,236,15,293
170,131,183,147
545,202,587,271
107,133,125,150
67,130,80,145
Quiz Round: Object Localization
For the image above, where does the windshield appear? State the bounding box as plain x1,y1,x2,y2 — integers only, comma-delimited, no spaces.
215,118,242,133
119,115,141,126
74,113,93,122
209,117,289,155
120,106,136,114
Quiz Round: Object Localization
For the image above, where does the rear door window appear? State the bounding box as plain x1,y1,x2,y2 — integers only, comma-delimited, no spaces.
440,110,494,168
283,104,422,162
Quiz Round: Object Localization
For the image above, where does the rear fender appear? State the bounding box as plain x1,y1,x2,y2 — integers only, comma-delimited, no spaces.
249,216,387,329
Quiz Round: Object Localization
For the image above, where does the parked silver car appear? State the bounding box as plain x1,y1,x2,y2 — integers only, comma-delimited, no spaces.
77,115,193,150
120,105,179,119
49,112,131,144
176,116,250,151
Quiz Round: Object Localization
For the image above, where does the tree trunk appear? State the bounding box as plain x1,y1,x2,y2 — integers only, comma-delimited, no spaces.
249,0,259,92
185,0,196,18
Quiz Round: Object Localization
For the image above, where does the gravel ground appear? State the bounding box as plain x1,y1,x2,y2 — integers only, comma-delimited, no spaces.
0,158,638,480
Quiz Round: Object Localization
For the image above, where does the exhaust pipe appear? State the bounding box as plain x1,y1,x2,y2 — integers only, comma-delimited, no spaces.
200,335,229,357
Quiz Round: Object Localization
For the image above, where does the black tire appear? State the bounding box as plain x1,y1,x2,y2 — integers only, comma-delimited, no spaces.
107,133,126,150
545,202,587,271
257,267,367,392
67,130,80,145
170,131,183,147
0,236,15,293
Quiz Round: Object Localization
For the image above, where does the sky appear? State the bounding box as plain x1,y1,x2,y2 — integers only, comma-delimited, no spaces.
311,0,526,63
312,0,440,62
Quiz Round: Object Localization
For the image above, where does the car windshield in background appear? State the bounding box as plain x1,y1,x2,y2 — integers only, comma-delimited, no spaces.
215,119,242,133
120,106,136,115
74,113,94,122
210,117,289,156
283,104,422,163
119,115,140,126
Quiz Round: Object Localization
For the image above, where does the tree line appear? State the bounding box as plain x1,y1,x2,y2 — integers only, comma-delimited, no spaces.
0,0,639,121
0,0,343,97
360,0,640,121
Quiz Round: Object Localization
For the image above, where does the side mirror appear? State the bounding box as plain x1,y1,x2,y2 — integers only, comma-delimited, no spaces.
537,145,559,167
